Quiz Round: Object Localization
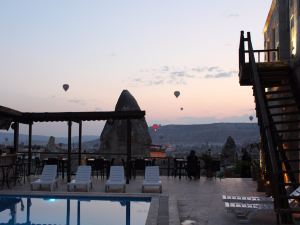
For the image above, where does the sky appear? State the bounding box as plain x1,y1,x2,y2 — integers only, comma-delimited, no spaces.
0,0,272,137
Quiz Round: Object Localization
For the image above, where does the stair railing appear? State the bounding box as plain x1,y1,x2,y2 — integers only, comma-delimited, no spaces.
239,31,292,223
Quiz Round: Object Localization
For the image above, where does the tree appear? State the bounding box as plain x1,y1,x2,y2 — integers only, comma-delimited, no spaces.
221,136,237,166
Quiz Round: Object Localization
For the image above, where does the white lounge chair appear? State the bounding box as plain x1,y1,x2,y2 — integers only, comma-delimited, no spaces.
31,165,58,191
142,166,162,193
224,186,300,223
67,166,92,192
105,166,126,192
222,195,273,204
223,186,300,204
224,202,274,223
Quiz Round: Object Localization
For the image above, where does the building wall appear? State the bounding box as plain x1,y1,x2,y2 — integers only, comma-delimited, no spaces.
264,0,300,182
264,0,290,62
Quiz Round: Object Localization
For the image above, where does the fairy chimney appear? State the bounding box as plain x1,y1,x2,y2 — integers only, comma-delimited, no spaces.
99,90,151,158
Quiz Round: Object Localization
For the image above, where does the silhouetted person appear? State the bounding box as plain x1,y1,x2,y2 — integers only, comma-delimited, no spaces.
240,149,252,178
186,150,199,179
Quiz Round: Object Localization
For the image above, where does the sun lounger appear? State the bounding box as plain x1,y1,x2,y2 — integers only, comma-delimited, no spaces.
105,166,126,192
222,195,273,204
67,165,92,192
223,186,300,223
223,186,300,204
224,202,274,223
142,166,162,193
31,165,58,191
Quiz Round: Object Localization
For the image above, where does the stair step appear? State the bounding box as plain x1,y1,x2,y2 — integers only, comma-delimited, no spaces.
282,170,300,173
281,159,300,163
277,128,300,133
267,103,297,109
282,182,300,186
276,208,300,214
262,84,291,88
278,138,300,142
270,111,300,117
278,148,300,152
261,82,290,88
273,119,300,124
265,90,292,95
267,96,295,102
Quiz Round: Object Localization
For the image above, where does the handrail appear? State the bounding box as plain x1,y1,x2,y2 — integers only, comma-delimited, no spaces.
245,48,279,63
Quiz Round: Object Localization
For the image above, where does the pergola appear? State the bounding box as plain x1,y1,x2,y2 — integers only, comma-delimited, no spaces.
0,105,146,183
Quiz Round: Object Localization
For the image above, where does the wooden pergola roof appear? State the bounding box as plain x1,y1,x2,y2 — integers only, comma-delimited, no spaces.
0,105,146,183
0,105,145,124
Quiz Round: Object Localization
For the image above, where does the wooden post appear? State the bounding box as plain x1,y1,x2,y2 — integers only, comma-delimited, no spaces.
67,121,72,182
13,122,19,153
126,200,130,225
78,121,82,166
28,122,33,175
26,197,31,224
66,199,70,225
126,120,132,184
77,200,81,225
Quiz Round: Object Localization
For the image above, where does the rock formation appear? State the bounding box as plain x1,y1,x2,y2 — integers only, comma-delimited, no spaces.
99,90,152,158
46,136,58,152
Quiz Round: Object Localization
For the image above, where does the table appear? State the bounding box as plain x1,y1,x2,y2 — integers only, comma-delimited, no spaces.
175,158,186,179
59,157,68,180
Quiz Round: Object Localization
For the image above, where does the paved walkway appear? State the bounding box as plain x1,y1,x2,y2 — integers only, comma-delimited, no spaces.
0,176,279,225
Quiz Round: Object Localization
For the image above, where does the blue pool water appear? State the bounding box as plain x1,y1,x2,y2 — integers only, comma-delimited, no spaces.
0,195,151,225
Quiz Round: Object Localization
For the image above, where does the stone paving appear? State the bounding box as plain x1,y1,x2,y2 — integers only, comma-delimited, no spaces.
0,175,279,225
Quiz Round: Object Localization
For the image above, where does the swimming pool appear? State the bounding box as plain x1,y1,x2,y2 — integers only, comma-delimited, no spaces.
0,195,151,225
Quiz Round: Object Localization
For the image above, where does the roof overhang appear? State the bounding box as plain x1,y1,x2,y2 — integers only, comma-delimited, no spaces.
264,0,277,33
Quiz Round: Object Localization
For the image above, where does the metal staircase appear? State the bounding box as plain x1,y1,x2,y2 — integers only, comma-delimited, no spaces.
239,31,300,224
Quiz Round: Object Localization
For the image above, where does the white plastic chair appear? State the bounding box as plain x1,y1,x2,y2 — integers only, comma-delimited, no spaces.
67,166,92,192
105,166,126,192
31,165,58,191
223,186,300,204
142,166,162,193
224,186,300,223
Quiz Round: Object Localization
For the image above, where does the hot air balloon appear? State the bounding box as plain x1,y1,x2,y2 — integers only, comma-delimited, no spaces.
180,107,183,111
249,115,254,121
152,124,159,132
174,91,180,98
63,84,69,92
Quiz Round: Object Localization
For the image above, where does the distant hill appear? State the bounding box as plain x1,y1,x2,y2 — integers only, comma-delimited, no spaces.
149,123,259,146
0,132,99,145
0,123,259,147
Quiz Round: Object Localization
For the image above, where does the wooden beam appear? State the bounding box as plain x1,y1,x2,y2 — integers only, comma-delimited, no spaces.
28,122,33,175
78,121,82,166
126,119,132,184
19,111,145,123
13,122,19,153
67,121,72,182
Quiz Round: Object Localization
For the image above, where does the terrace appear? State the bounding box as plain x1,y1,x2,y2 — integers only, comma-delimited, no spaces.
0,174,277,225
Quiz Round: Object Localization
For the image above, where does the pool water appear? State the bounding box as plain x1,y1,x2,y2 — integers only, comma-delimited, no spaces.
0,195,151,225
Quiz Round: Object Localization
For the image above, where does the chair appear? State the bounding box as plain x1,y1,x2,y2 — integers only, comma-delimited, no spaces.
222,186,300,204
133,159,145,178
92,158,105,178
67,166,92,192
142,166,162,193
34,157,44,175
30,165,58,191
223,186,300,223
105,166,126,192
222,195,273,204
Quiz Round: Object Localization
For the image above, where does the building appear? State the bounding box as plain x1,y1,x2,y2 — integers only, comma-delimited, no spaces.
239,0,300,224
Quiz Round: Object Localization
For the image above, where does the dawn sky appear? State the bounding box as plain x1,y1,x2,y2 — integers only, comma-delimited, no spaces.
0,0,272,136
